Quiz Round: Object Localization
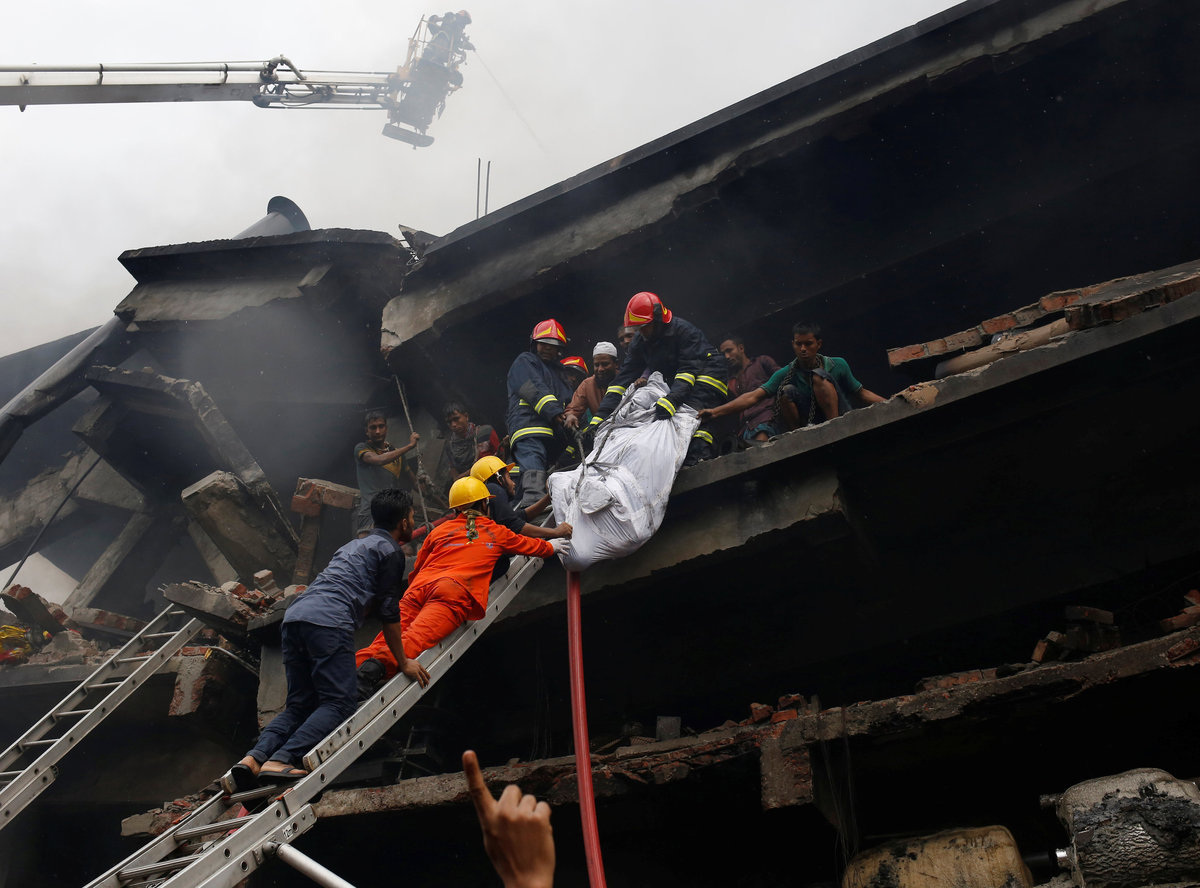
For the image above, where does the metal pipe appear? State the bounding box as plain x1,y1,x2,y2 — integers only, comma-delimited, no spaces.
264,842,359,888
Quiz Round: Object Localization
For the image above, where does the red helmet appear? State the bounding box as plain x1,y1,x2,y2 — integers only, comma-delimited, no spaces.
530,318,568,345
560,355,588,374
624,291,672,327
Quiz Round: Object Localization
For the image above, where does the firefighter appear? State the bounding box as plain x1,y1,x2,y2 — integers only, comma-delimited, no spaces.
470,454,571,540
588,292,728,465
506,318,576,508
354,477,568,686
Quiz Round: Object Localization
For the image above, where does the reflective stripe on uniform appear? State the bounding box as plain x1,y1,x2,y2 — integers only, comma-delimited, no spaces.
655,397,676,416
692,429,714,444
605,384,626,396
510,426,555,444
518,399,530,407
697,375,729,395
534,394,558,413
674,372,696,385
589,415,603,426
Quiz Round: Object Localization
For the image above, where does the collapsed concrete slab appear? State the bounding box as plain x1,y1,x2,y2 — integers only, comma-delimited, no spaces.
181,472,296,585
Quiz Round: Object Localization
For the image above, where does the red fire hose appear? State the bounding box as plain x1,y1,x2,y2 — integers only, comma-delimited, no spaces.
567,569,608,888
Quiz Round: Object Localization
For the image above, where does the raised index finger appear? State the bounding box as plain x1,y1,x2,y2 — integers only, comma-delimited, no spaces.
462,749,495,819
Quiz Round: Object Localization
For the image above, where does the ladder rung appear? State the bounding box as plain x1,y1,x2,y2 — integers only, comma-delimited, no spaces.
116,655,154,664
88,680,123,690
227,784,282,804
21,739,55,749
56,708,93,718
142,632,176,640
117,852,205,881
174,815,256,840
0,770,19,781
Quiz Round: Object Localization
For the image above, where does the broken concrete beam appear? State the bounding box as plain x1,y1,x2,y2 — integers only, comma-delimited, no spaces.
181,471,297,584
25,629,103,667
168,648,245,722
162,581,261,641
915,667,998,692
64,509,178,615
759,736,814,810
69,607,147,642
1,585,74,635
186,521,239,586
291,477,359,516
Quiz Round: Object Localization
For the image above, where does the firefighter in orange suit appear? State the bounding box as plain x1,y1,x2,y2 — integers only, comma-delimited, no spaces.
354,477,567,687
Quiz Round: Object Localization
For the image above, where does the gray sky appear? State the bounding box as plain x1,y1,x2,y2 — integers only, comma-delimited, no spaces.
1,0,960,357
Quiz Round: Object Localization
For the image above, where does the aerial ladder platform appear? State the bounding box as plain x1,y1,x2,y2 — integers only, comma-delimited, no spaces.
0,607,205,828
80,552,545,888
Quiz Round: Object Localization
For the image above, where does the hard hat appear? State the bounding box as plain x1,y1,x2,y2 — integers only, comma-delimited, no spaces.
530,318,568,345
448,476,494,510
561,355,588,374
624,292,672,327
470,455,514,484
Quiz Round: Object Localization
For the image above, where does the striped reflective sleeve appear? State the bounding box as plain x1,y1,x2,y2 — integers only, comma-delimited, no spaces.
534,394,559,414
697,375,729,395
674,372,697,385
605,384,627,396
692,429,714,444
655,397,677,416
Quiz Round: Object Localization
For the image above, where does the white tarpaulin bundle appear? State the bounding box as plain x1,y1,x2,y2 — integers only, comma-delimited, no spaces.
549,373,699,572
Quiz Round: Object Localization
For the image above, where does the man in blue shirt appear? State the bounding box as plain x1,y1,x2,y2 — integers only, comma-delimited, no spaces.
221,488,430,790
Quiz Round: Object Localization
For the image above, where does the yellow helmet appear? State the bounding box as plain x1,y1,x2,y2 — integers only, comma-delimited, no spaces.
470,455,514,484
448,476,494,510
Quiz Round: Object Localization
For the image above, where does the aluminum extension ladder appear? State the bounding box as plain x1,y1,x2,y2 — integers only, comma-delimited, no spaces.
84,553,546,888
0,606,204,829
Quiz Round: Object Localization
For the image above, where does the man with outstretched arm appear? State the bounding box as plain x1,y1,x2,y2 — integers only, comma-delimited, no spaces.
354,409,421,538
700,321,886,434
220,488,430,792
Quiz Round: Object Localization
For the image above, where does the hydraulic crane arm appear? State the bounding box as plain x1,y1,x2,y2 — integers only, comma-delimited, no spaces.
0,8,475,148
0,57,394,109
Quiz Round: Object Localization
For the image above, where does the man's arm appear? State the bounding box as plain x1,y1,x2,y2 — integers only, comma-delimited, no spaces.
854,387,888,406
464,750,554,888
359,432,421,466
380,621,430,687
698,386,770,421
520,521,571,540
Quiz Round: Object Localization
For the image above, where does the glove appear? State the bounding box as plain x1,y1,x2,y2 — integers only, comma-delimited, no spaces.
550,538,572,557
653,397,676,421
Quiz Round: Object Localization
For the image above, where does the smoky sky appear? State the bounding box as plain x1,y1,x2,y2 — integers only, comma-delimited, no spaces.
1,0,960,358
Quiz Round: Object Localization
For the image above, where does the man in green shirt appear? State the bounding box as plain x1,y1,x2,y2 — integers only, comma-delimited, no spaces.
699,322,886,434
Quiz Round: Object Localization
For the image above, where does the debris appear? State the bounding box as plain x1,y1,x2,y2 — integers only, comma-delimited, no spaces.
843,825,1032,888
1,584,75,636
182,471,298,584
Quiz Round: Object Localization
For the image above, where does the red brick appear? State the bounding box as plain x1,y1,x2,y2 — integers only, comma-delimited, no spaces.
979,314,1017,335
1184,589,1200,607
924,338,949,356
770,709,798,723
887,344,928,367
748,703,773,724
777,693,806,710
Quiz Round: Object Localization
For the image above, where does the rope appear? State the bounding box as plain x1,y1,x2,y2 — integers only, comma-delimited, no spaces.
393,376,430,528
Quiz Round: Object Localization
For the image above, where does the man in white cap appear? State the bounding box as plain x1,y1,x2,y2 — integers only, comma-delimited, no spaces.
562,342,619,431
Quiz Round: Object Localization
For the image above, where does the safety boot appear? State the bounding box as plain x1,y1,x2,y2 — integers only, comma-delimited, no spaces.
517,469,548,510
356,658,386,702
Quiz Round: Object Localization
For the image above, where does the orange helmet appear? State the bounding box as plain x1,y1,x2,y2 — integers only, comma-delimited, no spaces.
560,355,588,374
624,291,672,327
530,318,568,345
